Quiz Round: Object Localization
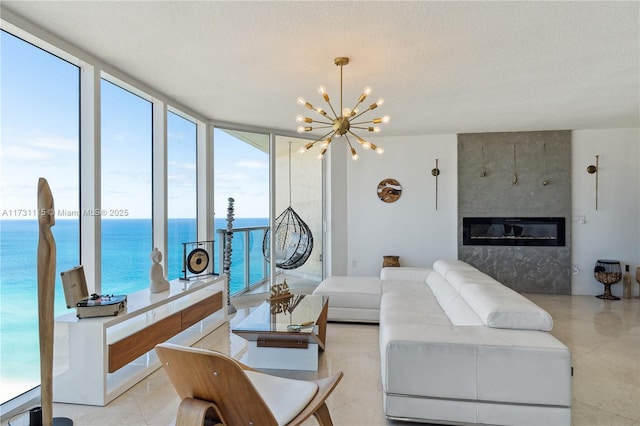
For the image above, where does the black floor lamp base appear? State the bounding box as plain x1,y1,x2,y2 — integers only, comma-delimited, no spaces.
28,407,73,426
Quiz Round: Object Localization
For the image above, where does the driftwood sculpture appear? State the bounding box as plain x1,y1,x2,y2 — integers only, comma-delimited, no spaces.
37,178,73,426
37,178,56,426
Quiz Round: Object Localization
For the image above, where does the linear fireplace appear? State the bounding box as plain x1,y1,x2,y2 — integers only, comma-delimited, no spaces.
462,217,565,247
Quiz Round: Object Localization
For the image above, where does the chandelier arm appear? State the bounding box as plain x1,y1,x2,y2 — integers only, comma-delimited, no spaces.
349,120,378,126
307,125,335,131
350,106,374,121
344,134,355,149
349,98,367,116
310,119,335,125
310,129,338,145
324,99,339,119
347,129,364,141
310,105,333,120
350,125,378,131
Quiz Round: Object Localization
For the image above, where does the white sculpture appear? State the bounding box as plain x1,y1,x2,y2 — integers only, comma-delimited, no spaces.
150,247,170,293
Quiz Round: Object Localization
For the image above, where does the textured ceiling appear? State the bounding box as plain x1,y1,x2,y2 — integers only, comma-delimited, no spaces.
2,1,639,138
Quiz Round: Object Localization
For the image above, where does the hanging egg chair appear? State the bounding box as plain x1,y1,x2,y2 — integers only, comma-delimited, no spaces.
263,206,313,269
262,143,314,270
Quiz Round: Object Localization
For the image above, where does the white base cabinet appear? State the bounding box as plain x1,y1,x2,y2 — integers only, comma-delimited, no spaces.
53,276,227,406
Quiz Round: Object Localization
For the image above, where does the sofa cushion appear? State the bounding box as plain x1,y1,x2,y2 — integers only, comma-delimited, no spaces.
312,276,382,310
460,283,554,331
426,271,484,326
432,259,478,279
380,267,432,282
380,288,451,326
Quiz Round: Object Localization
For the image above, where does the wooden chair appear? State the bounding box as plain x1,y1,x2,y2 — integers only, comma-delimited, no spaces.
155,343,343,426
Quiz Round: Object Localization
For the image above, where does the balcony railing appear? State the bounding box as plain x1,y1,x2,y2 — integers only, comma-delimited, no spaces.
215,225,270,297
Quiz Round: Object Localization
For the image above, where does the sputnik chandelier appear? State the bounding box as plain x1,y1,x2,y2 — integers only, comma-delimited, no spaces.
296,57,389,160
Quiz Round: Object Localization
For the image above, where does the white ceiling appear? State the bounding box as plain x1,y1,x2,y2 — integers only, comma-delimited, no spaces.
2,1,639,138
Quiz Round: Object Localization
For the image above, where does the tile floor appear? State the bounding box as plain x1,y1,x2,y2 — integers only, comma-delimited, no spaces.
5,293,640,425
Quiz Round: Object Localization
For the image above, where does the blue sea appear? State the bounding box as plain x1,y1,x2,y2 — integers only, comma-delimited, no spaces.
0,217,267,403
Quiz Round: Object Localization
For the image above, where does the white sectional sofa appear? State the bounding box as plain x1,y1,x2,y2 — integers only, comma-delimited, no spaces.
312,260,572,425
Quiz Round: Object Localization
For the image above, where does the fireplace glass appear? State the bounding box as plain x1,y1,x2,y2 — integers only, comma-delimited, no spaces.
462,217,565,247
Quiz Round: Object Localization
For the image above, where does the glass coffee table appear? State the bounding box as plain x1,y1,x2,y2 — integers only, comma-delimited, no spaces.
232,294,328,371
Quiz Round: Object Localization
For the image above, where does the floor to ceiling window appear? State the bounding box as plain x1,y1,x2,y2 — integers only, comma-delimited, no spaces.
0,30,80,404
213,128,269,295
167,110,197,280
100,79,152,294
273,136,323,283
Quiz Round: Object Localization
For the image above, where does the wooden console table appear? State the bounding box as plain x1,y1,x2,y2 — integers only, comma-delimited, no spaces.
52,275,226,406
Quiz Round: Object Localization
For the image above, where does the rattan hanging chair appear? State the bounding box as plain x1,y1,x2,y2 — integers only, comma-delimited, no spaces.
262,143,314,270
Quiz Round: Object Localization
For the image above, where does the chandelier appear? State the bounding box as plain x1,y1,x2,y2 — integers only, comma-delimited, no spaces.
296,57,389,160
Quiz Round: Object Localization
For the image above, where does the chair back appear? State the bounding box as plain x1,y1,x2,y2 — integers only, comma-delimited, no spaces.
156,343,278,425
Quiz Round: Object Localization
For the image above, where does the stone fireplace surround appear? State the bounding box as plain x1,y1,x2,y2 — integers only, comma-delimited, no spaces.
458,131,571,295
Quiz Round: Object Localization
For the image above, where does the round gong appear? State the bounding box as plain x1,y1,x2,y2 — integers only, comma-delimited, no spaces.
377,178,402,203
186,248,209,274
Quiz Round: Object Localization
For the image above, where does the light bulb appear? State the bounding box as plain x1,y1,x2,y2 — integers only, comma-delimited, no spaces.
358,87,372,103
375,147,384,154
373,126,381,133
296,115,304,123
315,107,327,116
299,142,313,154
342,108,351,118
376,98,385,106
319,86,330,102
373,115,391,124
321,141,329,149
297,126,311,133
298,97,313,109
362,141,371,150
350,147,359,160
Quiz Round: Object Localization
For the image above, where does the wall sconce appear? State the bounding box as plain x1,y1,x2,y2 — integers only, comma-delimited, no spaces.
587,155,599,210
542,143,550,186
431,159,440,210
512,144,518,185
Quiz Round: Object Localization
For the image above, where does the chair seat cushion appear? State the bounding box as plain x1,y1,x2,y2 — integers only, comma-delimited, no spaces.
245,370,318,426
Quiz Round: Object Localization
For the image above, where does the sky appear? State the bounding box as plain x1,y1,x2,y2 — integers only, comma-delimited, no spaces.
0,30,270,220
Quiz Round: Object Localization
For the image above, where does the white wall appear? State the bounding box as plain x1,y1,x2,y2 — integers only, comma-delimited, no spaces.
345,134,458,276
335,128,639,296
571,128,640,296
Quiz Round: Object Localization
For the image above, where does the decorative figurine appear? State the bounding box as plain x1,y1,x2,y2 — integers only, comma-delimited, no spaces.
150,247,170,293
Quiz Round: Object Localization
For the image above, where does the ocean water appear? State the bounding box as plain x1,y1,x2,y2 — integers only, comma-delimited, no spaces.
0,217,267,403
